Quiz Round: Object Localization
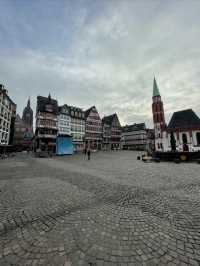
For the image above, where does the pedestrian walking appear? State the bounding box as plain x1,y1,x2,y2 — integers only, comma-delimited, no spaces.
87,149,91,160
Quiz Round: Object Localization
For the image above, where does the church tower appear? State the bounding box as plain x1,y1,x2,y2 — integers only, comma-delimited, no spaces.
22,97,33,131
152,77,166,150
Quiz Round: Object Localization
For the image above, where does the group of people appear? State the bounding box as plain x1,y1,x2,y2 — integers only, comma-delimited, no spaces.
84,148,91,160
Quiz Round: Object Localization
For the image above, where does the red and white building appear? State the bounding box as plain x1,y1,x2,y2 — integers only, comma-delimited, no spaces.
85,106,102,150
152,77,200,152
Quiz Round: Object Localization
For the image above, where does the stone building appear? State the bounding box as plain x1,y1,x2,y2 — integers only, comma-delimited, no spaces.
85,106,102,150
58,104,85,151
121,123,147,150
14,114,26,147
13,114,33,151
152,77,200,152
0,84,16,146
13,98,33,151
35,94,58,153
102,113,121,150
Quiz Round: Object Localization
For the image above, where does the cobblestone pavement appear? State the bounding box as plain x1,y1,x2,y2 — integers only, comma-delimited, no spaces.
0,151,200,266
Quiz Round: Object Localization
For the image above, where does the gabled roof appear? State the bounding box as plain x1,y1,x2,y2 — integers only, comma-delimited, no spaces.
153,77,160,97
167,109,200,129
85,106,96,118
68,105,85,119
102,114,115,125
122,123,146,132
59,104,85,119
102,113,121,127
59,104,69,114
37,95,58,114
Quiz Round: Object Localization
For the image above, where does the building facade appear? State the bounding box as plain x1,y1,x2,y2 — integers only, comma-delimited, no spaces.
58,105,85,151
85,106,102,150
167,110,200,152
13,98,33,151
9,101,17,145
152,78,200,152
69,106,85,151
121,123,147,150
35,94,58,153
146,128,155,153
58,105,71,136
0,84,16,146
13,114,33,151
102,113,121,150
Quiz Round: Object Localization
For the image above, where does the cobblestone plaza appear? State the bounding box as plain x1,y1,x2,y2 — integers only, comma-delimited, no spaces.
0,151,200,266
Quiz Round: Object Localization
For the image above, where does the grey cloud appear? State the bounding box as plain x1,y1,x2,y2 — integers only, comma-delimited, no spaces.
0,0,200,128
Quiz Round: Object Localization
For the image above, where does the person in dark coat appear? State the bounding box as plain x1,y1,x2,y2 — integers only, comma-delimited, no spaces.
87,149,91,160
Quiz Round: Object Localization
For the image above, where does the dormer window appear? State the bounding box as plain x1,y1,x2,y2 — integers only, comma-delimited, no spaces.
46,104,52,112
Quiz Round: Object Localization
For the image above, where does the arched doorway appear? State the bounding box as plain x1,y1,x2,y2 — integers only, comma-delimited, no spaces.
182,133,188,144
196,132,200,146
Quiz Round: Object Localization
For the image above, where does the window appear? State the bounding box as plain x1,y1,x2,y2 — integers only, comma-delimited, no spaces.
182,133,187,144
196,132,200,146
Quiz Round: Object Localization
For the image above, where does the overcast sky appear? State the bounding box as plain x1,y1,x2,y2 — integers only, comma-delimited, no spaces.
0,0,200,127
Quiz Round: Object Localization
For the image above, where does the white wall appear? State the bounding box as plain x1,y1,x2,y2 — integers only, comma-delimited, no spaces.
164,130,200,152
58,113,71,135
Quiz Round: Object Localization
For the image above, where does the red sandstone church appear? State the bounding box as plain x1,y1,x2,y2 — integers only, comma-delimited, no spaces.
152,77,200,152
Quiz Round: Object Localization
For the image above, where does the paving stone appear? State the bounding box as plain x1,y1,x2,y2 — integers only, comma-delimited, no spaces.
0,151,200,265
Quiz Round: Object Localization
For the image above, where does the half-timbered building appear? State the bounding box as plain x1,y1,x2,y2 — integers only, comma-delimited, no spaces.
85,106,102,150
102,113,121,150
35,94,58,153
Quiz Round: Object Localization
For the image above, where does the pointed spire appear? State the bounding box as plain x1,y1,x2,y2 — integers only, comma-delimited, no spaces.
27,97,30,107
48,93,51,101
153,77,160,97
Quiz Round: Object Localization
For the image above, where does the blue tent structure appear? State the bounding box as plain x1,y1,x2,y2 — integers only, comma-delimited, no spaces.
56,135,74,155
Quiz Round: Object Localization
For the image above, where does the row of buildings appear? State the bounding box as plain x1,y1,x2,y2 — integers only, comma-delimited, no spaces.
0,84,154,153
34,95,151,153
2,77,199,154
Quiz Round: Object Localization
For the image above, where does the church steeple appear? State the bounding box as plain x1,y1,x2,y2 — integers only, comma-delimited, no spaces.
27,97,30,108
22,97,33,131
153,77,160,97
152,77,166,151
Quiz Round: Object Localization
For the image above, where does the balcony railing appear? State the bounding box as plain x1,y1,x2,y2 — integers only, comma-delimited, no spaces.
37,124,58,129
37,134,57,139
